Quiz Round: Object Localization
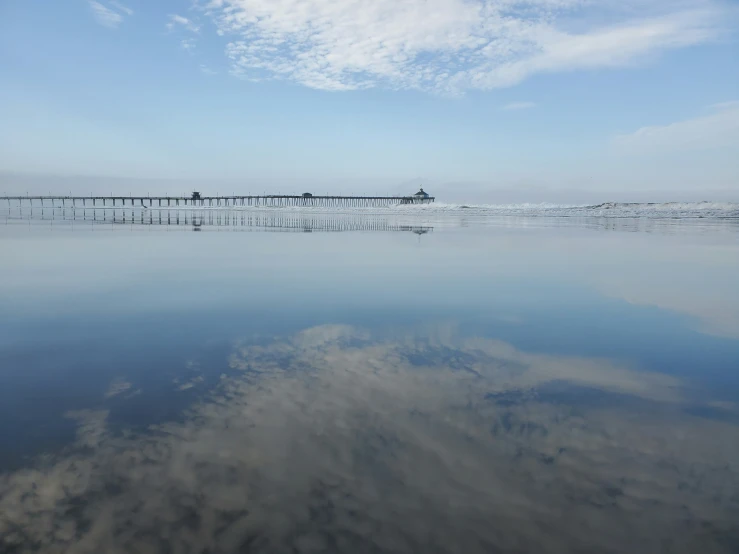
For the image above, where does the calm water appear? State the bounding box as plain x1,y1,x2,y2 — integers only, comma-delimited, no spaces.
1,207,739,553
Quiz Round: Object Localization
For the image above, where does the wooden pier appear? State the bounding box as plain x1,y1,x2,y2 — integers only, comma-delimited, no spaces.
1,194,434,208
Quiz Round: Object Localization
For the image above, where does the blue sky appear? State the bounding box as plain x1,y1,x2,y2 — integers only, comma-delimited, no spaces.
0,0,737,201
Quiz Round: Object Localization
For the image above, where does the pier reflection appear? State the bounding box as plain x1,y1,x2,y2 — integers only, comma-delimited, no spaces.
2,207,434,234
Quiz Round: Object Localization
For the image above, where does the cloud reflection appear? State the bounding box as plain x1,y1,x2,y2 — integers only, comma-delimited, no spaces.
104,379,132,398
1,325,738,553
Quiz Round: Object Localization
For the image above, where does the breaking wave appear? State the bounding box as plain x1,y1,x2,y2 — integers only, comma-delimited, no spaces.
387,201,739,219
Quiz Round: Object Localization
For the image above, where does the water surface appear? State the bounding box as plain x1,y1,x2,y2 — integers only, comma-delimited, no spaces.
1,207,738,553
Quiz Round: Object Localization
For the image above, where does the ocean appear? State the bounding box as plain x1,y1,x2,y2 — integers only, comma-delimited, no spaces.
1,204,738,553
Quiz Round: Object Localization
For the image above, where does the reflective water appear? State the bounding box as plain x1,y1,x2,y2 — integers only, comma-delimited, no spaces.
1,208,739,553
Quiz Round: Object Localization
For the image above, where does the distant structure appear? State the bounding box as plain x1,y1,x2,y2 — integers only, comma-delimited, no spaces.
191,191,202,201
414,187,430,200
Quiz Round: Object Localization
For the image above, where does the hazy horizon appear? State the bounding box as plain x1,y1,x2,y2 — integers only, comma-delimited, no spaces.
3,171,739,205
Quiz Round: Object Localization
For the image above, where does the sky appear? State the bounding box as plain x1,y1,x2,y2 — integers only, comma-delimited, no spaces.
0,0,738,202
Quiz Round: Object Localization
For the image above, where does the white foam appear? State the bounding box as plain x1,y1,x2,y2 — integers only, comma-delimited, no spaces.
383,201,739,219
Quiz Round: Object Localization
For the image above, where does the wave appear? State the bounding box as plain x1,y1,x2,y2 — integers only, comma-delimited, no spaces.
386,201,739,219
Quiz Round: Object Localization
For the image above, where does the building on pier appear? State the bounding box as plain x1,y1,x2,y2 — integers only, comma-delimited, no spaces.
414,187,430,200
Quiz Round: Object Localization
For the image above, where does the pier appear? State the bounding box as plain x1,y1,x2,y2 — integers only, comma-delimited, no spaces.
1,193,434,209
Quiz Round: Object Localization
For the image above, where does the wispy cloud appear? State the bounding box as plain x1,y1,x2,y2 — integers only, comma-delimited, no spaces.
166,14,202,52
109,0,133,16
613,101,739,154
502,101,537,111
166,14,201,33
181,38,197,51
200,64,217,75
88,0,131,28
709,100,739,111
205,0,725,93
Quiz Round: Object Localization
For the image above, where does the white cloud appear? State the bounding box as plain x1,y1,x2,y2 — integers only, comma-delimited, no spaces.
181,38,197,51
166,14,202,33
166,15,201,51
88,1,125,28
502,101,537,110
204,0,725,93
709,100,739,111
109,1,133,16
613,101,739,154
200,64,218,75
